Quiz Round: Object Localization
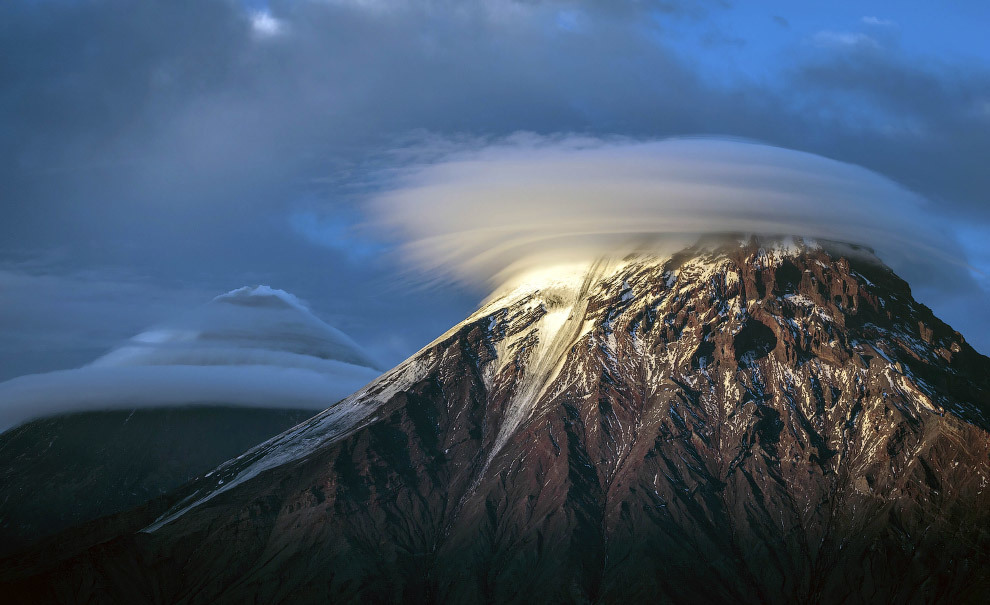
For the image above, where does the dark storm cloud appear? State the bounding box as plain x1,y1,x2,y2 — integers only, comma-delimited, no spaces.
0,0,988,385
0,0,731,373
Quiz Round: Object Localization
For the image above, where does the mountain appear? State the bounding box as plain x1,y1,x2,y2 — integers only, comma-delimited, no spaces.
2,240,989,604
0,285,380,554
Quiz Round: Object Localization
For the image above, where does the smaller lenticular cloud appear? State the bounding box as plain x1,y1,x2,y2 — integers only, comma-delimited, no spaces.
91,285,381,372
0,286,381,432
370,136,951,289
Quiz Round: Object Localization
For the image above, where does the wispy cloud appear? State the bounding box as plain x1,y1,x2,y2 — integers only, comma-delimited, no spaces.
250,10,284,37
0,364,375,433
862,16,897,27
812,30,879,49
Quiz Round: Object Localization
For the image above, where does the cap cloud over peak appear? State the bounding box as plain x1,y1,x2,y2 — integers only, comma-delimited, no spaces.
371,136,955,290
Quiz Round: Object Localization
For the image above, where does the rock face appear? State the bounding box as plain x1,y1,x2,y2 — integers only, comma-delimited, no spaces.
0,406,313,556
3,239,990,604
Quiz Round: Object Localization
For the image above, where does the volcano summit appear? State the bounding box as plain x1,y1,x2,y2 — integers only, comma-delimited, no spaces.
2,238,988,604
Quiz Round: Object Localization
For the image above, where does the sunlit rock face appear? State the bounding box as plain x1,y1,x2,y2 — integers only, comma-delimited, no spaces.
0,286,381,432
4,239,990,603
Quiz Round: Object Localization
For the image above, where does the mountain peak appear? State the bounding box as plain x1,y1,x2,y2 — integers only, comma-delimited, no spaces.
8,241,990,603
141,240,988,531
484,235,882,303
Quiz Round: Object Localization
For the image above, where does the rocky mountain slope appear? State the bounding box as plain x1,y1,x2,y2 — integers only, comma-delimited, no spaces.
2,239,989,604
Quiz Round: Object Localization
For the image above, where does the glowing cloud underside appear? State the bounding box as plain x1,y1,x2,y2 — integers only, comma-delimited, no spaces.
371,136,949,288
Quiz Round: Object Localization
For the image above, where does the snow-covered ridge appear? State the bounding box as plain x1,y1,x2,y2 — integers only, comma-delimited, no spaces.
485,258,629,460
143,326,439,533
143,266,629,532
145,257,654,527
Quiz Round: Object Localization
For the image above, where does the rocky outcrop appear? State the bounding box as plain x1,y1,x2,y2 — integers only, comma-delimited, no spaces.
3,239,989,604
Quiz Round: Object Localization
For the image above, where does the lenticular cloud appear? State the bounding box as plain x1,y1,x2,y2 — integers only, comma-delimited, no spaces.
0,286,381,432
371,136,950,288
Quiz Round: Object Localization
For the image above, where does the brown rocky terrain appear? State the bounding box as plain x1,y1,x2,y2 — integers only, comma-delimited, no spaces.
2,238,989,604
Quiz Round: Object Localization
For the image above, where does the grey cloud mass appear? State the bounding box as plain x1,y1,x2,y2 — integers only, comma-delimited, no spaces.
0,0,988,391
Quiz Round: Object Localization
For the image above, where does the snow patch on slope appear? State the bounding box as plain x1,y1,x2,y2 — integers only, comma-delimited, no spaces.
142,322,441,532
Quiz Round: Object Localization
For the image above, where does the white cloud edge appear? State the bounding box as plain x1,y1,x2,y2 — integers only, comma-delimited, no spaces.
0,363,380,433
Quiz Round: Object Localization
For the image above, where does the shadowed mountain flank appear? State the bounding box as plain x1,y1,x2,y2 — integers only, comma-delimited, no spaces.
0,406,314,556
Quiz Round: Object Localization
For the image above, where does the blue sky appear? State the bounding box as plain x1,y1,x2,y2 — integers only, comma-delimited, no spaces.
683,2,990,76
1,0,988,379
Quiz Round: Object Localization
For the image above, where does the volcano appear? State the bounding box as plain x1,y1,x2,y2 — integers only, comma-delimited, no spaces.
2,239,989,604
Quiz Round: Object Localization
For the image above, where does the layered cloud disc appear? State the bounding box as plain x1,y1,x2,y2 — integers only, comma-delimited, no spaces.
0,286,381,432
91,285,380,372
372,136,952,290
